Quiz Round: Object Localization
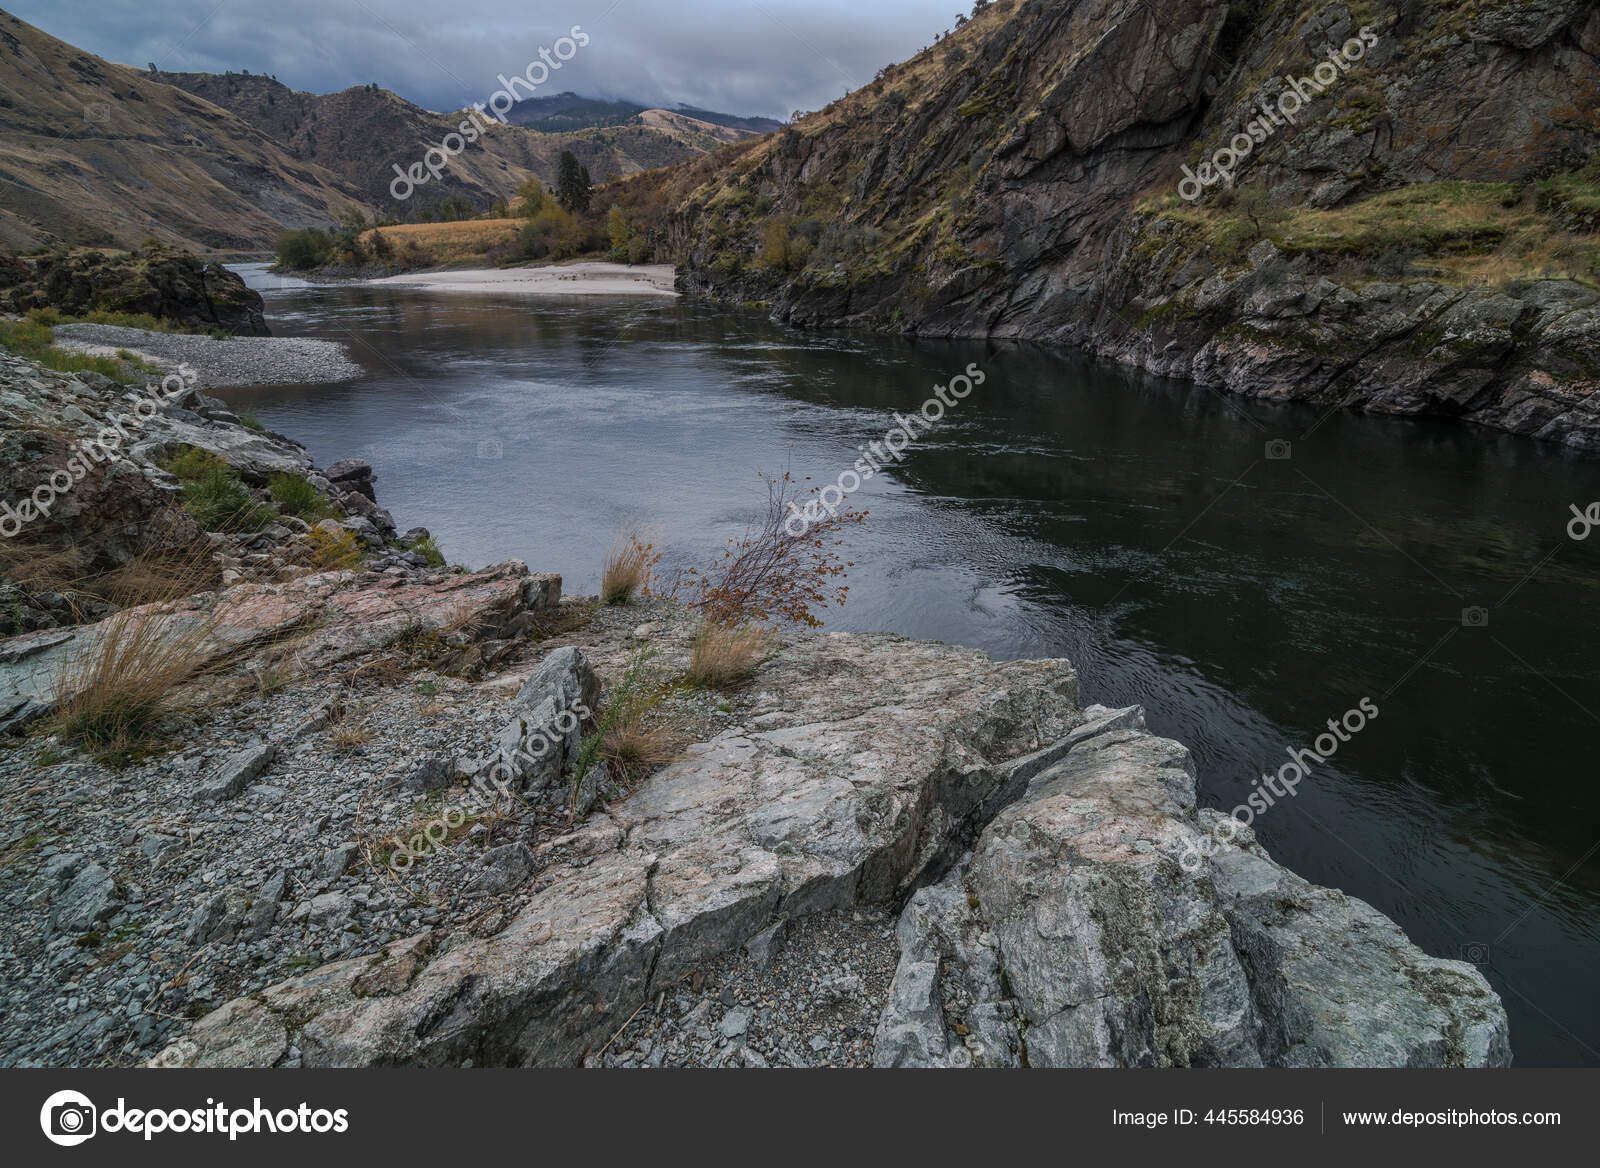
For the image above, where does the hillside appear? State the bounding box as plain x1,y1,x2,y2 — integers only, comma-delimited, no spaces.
151,71,765,217
0,10,366,252
620,0,1600,450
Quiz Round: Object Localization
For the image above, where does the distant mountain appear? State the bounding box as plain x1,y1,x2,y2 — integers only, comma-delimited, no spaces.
0,11,365,253
499,93,650,130
671,106,783,134
502,91,781,135
150,73,770,217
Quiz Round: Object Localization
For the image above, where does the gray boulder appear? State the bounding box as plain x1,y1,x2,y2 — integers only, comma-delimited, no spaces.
195,740,277,803
483,646,599,796
185,887,252,945
51,863,120,934
471,843,536,895
874,726,1511,1068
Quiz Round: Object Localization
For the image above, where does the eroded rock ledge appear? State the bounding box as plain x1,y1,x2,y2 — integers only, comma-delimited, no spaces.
156,642,1508,1068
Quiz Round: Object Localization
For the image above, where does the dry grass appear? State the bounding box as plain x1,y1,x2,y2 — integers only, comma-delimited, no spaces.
1145,180,1600,289
329,710,370,751
0,508,218,614
600,527,659,605
50,549,223,760
305,526,364,571
361,219,522,267
0,538,83,599
248,643,300,695
685,622,766,689
599,705,676,782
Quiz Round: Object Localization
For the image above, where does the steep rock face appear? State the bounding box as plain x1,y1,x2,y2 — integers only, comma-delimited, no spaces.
874,710,1510,1068
0,244,269,335
664,0,1600,450
152,642,1507,1068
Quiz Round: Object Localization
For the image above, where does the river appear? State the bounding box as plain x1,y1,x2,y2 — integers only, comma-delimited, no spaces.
224,263,1600,1065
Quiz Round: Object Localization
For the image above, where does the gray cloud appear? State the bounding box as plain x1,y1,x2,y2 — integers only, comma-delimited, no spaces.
11,0,965,120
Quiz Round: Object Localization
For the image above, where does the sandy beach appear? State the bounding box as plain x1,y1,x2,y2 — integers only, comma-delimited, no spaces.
361,262,679,297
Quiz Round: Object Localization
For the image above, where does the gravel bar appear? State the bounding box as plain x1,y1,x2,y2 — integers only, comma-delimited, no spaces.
52,323,363,388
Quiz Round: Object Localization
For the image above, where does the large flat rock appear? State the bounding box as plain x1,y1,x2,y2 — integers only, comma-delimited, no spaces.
0,561,550,733
156,634,1081,1066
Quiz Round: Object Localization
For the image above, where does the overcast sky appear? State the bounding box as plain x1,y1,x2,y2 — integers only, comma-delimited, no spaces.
13,0,963,120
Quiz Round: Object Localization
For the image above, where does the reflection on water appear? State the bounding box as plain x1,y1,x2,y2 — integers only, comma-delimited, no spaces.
226,264,1600,1065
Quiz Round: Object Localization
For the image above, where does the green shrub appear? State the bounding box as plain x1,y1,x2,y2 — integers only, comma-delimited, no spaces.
164,448,275,532
275,227,334,270
267,471,333,520
408,535,445,567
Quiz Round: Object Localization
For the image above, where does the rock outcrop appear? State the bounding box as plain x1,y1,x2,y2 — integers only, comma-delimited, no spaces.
152,642,1507,1068
874,707,1510,1068
1,243,269,335
0,558,558,735
0,348,435,648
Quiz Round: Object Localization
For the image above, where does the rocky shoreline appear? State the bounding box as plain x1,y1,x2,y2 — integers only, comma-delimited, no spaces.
0,347,1510,1068
50,323,364,389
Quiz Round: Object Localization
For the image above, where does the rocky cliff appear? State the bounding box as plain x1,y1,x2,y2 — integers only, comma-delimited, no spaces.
644,0,1600,451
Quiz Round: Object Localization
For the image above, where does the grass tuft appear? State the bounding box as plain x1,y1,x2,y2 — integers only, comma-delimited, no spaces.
685,622,766,689
50,547,223,761
267,471,333,521
163,448,276,532
600,526,659,605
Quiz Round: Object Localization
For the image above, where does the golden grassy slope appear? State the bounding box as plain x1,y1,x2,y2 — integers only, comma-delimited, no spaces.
0,12,367,252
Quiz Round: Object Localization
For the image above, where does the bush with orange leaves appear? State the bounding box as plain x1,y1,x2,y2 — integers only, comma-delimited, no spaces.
682,471,865,628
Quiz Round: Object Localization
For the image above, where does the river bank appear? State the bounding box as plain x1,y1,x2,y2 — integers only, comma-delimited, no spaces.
50,322,363,388
0,343,1511,1067
359,262,678,297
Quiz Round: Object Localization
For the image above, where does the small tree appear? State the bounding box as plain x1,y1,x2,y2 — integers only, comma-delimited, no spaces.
556,151,591,213
608,205,630,250
515,177,549,217
682,469,864,628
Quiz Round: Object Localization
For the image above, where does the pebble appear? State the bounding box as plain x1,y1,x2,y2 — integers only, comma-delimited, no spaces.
52,323,362,387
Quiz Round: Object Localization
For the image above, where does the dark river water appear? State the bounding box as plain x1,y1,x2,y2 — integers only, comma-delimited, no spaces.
228,263,1600,1065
